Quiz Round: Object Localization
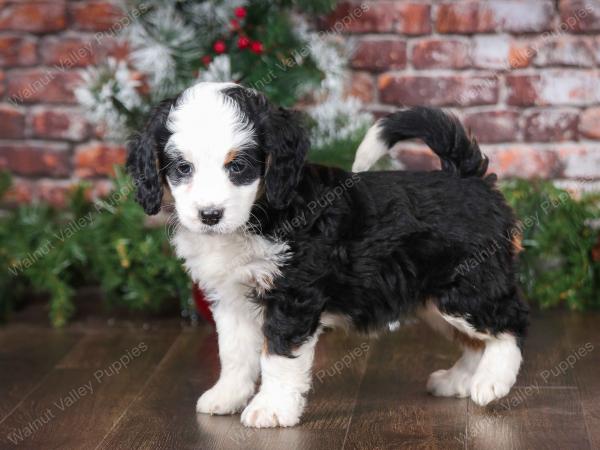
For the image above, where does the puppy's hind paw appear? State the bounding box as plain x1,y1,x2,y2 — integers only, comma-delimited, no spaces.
196,381,254,415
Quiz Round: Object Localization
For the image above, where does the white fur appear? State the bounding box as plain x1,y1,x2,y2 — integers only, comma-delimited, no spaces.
352,122,388,172
196,297,263,414
419,302,522,405
173,228,290,417
241,333,320,428
470,334,522,406
166,82,260,234
427,347,482,398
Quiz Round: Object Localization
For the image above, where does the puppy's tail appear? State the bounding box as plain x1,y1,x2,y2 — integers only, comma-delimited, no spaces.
352,107,489,178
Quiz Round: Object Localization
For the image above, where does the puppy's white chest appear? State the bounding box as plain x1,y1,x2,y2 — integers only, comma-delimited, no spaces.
172,229,289,297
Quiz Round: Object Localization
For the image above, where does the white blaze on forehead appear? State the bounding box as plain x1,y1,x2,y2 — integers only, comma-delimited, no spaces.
166,82,255,161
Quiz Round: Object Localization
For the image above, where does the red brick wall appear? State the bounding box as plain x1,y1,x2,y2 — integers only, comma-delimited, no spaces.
336,0,600,189
0,0,127,205
1,1,599,206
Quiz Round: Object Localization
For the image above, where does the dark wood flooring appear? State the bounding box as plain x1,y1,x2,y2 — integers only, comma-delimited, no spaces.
0,309,598,450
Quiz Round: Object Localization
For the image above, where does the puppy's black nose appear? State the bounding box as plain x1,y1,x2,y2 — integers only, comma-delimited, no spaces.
200,208,224,226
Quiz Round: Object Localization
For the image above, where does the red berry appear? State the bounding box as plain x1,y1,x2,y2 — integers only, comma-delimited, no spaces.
237,35,250,49
250,41,263,54
234,6,247,18
230,19,240,31
213,40,227,54
201,55,212,66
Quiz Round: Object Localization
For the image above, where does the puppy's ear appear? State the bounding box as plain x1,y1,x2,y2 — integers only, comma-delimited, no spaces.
126,98,175,215
263,106,309,209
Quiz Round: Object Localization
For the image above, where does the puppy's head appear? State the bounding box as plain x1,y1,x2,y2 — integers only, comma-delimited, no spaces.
126,82,309,233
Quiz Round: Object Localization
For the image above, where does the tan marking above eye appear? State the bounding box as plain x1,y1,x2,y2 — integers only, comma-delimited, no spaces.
224,149,238,165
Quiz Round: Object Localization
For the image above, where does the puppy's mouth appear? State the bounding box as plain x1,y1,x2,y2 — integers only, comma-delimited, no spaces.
178,216,239,235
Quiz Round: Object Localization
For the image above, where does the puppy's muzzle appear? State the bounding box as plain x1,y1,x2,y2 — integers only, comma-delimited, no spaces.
200,208,224,226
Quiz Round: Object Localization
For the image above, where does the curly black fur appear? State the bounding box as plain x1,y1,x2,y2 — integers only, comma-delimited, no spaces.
128,84,529,359
244,108,528,357
126,97,178,215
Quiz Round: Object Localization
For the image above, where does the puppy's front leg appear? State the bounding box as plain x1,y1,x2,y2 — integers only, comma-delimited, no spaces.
197,298,263,415
241,334,319,428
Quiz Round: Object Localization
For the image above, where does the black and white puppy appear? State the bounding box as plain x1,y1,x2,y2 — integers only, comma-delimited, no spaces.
127,81,529,428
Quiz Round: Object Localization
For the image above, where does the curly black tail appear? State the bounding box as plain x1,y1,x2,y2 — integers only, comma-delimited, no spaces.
352,106,489,178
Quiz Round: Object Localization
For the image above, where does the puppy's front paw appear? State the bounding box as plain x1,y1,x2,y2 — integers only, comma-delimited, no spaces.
241,391,305,428
196,381,255,415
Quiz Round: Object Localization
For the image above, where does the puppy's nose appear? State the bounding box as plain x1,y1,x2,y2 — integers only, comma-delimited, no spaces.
199,208,224,226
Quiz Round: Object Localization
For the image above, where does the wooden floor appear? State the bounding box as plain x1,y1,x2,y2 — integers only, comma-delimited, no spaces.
0,309,598,450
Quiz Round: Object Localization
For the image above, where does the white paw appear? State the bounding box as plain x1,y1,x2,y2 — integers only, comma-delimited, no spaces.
240,391,305,428
470,371,514,406
196,381,255,415
427,368,472,398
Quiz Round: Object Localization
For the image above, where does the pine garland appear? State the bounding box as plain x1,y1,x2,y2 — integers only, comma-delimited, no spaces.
76,0,371,161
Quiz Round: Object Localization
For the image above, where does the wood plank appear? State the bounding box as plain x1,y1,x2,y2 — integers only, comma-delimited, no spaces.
466,387,590,450
465,311,595,450
344,322,468,450
0,326,80,422
0,329,178,449
98,327,370,450
516,311,578,388
563,313,600,449
95,328,228,450
236,330,371,450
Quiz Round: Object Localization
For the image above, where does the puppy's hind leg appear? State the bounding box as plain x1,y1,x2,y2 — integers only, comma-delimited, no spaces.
418,302,484,398
469,332,522,406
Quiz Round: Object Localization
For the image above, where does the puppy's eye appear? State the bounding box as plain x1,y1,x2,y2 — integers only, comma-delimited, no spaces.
177,162,193,175
228,161,245,174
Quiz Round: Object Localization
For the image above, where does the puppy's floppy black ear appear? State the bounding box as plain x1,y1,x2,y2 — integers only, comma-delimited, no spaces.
263,106,309,209
126,97,175,215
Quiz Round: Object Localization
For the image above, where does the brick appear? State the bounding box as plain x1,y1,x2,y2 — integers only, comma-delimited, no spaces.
0,70,4,97
31,108,90,141
4,178,34,205
38,180,73,207
0,142,70,177
41,36,97,68
524,109,580,142
412,39,471,69
0,105,25,139
508,42,535,69
392,145,441,172
351,39,406,71
506,74,541,106
0,35,37,67
41,35,129,68
471,35,511,70
6,70,82,105
347,72,375,103
507,71,600,106
579,107,600,139
0,3,66,33
486,146,561,179
558,145,600,179
379,74,499,107
534,37,595,67
463,110,520,144
69,1,124,31
396,3,431,35
436,1,554,34
74,142,126,178
323,2,393,33
559,0,600,32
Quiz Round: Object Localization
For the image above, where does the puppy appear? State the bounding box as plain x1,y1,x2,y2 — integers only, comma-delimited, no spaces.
127,81,528,428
